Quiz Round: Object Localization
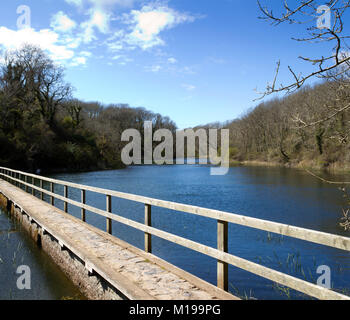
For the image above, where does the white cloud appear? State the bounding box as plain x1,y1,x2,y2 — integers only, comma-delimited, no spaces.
168,57,177,64
64,36,82,48
80,8,110,43
88,0,134,7
118,4,196,50
145,65,162,72
111,54,133,65
0,27,75,61
0,2,200,70
90,9,109,32
209,57,226,64
182,84,196,91
70,56,87,66
80,50,92,57
51,12,77,32
65,0,134,8
182,66,196,75
69,0,135,44
65,0,83,7
108,42,124,51
0,27,91,68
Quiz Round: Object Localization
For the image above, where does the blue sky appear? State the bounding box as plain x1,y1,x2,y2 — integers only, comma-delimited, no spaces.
0,0,348,128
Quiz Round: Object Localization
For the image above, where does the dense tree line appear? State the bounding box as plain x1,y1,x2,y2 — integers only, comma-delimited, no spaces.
3,45,349,174
226,79,350,171
0,45,177,173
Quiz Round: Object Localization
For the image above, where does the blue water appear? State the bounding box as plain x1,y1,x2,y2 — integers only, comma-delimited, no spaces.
0,208,85,300
45,165,350,299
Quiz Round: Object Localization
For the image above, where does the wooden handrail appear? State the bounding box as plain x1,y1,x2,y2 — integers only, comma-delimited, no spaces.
1,167,350,251
0,167,350,300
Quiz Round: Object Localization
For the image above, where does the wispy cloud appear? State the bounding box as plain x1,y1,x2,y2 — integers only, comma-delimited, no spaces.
168,57,177,64
209,57,226,64
88,0,134,7
65,0,83,7
106,3,198,51
111,54,133,65
70,56,87,66
67,0,134,44
80,8,110,43
145,65,162,72
51,11,77,32
65,0,134,8
182,83,196,91
0,1,201,70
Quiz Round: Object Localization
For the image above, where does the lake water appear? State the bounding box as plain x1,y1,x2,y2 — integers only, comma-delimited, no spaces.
46,164,350,300
0,207,85,300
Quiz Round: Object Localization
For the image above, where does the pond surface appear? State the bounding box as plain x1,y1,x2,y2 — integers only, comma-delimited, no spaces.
47,165,350,300
0,207,85,300
4,164,350,299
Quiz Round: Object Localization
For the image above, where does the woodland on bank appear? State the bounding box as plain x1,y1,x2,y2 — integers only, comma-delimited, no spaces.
0,45,176,172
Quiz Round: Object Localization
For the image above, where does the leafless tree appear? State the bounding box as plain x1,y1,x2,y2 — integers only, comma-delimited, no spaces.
3,44,72,126
254,1,350,229
257,0,350,96
257,2,350,122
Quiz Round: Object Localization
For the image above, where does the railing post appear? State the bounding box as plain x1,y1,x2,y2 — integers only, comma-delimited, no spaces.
145,204,152,253
64,186,68,213
25,176,28,193
50,182,54,206
106,195,112,234
32,177,35,196
40,180,44,200
217,220,228,291
81,190,86,222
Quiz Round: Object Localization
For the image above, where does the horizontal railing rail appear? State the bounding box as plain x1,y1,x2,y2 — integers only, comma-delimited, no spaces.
0,166,349,300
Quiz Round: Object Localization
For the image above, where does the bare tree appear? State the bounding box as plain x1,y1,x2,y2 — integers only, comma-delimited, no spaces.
256,0,350,143
257,0,350,96
255,3,350,230
3,45,72,126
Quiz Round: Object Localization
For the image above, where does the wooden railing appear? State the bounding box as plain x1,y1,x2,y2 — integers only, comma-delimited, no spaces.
1,166,350,300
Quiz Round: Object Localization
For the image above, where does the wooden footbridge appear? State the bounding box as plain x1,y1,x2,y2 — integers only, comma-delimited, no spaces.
0,166,350,300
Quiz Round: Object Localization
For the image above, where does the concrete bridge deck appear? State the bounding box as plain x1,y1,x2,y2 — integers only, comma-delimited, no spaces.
0,179,236,300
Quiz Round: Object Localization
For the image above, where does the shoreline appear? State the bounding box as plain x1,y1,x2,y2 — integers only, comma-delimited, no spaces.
229,160,350,175
8,158,350,180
